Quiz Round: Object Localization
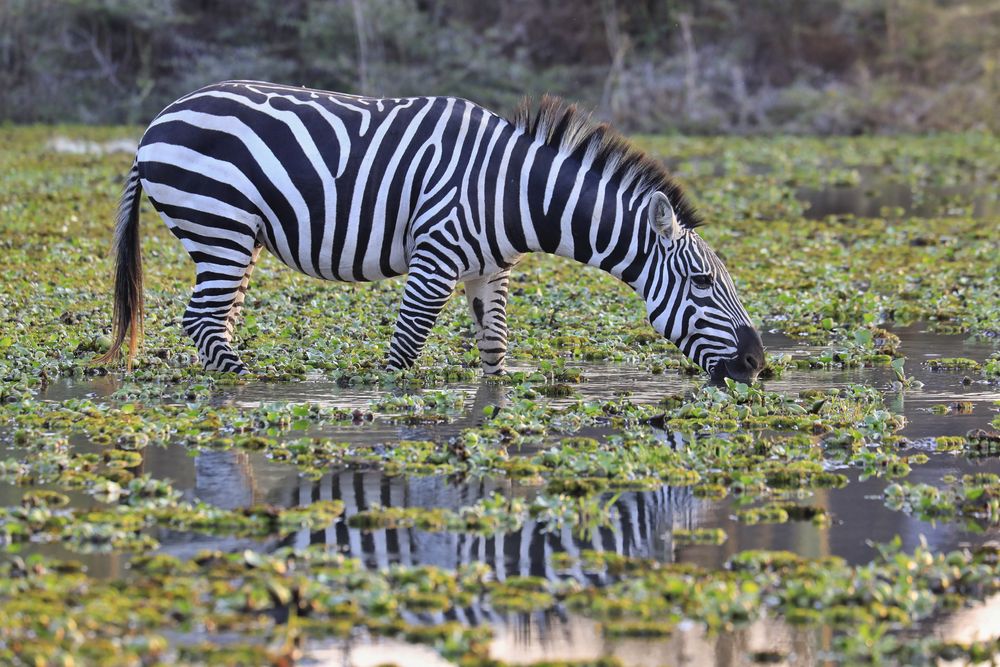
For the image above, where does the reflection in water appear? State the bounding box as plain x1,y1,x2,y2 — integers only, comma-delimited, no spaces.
939,594,1000,645
798,175,996,221
194,451,255,509
492,614,826,667
280,466,697,578
305,637,457,667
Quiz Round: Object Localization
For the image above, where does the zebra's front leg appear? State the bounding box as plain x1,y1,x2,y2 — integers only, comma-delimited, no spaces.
183,262,255,375
464,269,511,375
385,267,457,371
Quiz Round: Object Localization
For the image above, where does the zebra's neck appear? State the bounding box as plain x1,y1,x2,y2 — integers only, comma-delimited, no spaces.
508,130,655,295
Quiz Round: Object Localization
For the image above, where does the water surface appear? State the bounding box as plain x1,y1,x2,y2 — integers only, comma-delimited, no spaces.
6,324,998,664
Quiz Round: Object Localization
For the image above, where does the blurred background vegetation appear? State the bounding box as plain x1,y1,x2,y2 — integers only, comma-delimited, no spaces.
1,0,997,134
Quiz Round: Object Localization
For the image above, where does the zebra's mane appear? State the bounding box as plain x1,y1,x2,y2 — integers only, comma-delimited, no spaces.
511,95,703,229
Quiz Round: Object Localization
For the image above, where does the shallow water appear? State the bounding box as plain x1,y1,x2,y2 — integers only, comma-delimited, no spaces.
5,323,998,664
666,153,997,221
797,180,998,220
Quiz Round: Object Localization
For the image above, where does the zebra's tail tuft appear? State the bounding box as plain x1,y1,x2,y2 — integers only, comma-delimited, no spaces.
94,160,144,371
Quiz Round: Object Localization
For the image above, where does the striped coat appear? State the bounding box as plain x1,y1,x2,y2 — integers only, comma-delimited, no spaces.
98,80,763,382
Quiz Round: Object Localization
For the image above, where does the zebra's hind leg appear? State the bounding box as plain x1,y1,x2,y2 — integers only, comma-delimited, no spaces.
464,269,511,375
227,244,263,338
386,263,458,371
183,247,261,375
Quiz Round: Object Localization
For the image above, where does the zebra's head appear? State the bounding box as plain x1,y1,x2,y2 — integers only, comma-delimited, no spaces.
643,191,765,384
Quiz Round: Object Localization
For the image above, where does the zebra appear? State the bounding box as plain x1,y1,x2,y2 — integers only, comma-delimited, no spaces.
96,80,764,383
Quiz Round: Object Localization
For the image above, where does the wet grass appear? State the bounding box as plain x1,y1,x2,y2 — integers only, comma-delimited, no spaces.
1,127,999,665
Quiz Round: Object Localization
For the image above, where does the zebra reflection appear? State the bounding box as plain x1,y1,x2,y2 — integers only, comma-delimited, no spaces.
282,429,695,585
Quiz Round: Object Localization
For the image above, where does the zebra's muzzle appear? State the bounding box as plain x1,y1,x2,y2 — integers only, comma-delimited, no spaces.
711,325,765,385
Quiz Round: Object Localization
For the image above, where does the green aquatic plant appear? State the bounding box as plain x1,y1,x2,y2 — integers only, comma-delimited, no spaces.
884,474,999,526
3,129,1000,392
890,358,925,391
673,527,728,545
964,429,1000,457
928,357,981,371
1,128,999,664
736,503,829,525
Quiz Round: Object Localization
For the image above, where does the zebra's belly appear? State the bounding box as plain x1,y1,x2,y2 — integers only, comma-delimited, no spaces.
140,160,412,284
137,125,417,282
143,158,510,287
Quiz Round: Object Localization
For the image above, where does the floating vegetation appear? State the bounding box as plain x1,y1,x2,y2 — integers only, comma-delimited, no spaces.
673,527,727,545
0,128,998,664
965,430,1000,457
371,389,465,422
928,357,982,371
0,538,996,665
0,487,345,552
884,474,999,527
3,131,1000,392
735,503,829,525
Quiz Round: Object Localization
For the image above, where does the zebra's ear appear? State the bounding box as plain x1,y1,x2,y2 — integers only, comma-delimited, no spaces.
648,191,683,241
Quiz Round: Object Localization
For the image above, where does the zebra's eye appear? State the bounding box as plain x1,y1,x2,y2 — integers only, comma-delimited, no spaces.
691,274,714,290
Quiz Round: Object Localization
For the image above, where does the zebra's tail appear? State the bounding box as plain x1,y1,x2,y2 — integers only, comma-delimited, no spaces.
94,160,144,370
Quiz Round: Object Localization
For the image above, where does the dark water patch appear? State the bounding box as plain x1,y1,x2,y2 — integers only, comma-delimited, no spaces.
32,374,121,403
663,153,997,220
798,179,996,220
151,529,279,561
0,541,134,580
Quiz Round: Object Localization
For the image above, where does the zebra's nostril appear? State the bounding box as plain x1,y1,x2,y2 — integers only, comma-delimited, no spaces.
744,354,760,370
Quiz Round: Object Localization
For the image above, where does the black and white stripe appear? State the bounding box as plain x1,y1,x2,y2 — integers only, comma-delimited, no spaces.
107,80,763,380
283,466,699,588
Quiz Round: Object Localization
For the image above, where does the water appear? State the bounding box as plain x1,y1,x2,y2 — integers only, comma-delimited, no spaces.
797,180,998,220
665,154,998,220
4,324,998,664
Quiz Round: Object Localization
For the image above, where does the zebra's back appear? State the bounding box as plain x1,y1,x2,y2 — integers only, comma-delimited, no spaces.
137,80,504,282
